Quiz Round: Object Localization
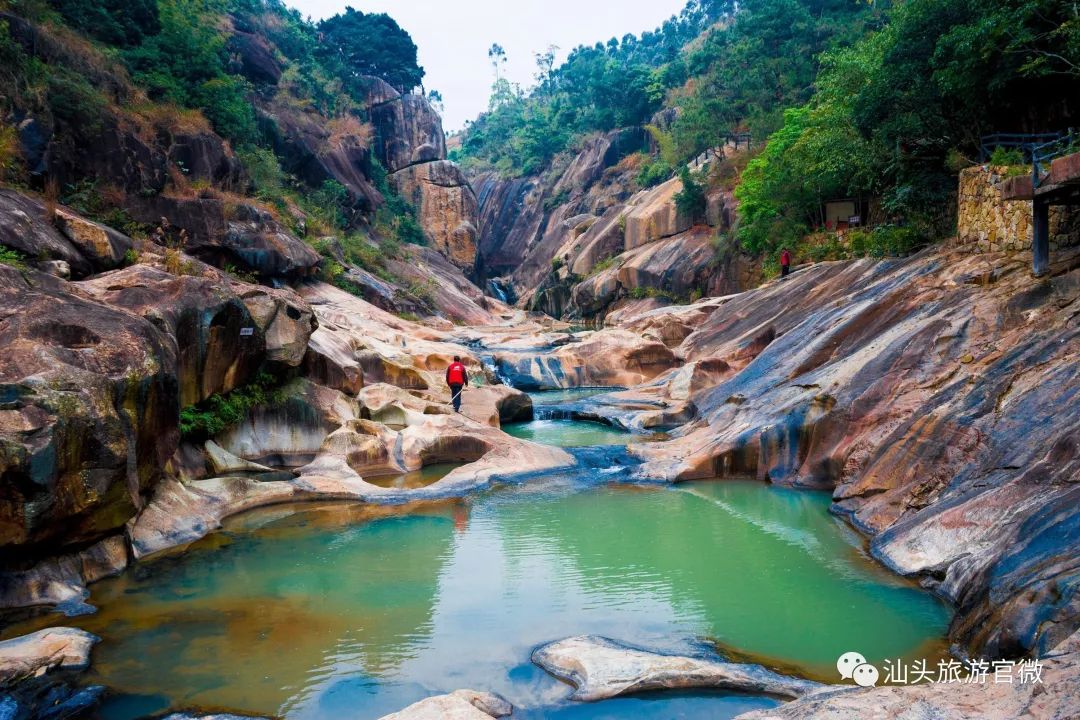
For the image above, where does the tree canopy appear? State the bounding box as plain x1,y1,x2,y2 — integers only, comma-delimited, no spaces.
316,8,424,93
736,0,1080,257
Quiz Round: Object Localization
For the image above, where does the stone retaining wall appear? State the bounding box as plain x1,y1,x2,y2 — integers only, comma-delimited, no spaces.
957,165,1080,252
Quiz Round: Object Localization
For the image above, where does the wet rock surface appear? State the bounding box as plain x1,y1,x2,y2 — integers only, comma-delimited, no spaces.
533,636,828,702
490,329,679,391
0,536,126,613
0,34,1074,713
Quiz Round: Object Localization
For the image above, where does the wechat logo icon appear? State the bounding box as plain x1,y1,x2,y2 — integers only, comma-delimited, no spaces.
837,651,878,687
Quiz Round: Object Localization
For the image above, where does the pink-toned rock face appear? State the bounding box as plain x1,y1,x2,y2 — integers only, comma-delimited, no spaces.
623,176,692,250
391,161,479,271
734,629,1080,720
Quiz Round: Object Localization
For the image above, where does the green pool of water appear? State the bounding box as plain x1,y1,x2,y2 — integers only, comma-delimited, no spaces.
3,478,950,720
364,463,463,489
503,419,634,447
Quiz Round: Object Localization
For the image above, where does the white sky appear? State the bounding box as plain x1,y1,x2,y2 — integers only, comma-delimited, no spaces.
286,1,689,131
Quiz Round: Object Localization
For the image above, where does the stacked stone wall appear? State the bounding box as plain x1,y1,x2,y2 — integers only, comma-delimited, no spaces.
957,165,1080,252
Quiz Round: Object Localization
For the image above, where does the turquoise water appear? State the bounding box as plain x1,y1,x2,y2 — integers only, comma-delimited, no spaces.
5,478,950,719
503,418,634,447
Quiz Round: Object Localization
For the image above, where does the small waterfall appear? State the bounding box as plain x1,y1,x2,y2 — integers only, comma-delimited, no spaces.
479,352,516,388
485,278,517,305
568,445,644,482
533,405,575,421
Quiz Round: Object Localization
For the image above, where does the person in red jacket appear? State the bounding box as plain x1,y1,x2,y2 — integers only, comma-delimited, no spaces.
446,356,469,412
780,248,792,279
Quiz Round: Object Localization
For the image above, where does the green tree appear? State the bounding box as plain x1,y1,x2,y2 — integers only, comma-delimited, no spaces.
488,43,507,80
316,8,424,93
675,166,707,223
52,0,160,46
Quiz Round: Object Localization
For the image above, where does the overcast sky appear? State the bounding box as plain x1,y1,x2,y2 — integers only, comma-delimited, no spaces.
286,0,689,131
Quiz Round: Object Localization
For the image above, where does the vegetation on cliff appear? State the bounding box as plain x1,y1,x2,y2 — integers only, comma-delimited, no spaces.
455,0,876,178
0,0,449,316
458,0,1080,261
454,0,733,176
0,0,424,190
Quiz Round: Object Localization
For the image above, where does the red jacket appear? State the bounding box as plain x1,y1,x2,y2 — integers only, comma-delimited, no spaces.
446,361,468,386
780,250,791,266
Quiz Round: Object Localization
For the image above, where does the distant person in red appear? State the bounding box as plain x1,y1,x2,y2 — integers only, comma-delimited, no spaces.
446,355,469,412
780,248,792,279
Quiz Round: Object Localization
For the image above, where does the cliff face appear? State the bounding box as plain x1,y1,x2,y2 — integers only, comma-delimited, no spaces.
0,6,496,574
472,132,754,320
1,11,478,283
364,77,480,275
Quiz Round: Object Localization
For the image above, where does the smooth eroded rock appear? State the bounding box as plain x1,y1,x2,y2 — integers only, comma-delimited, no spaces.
0,266,177,554
0,628,98,685
532,636,827,702
377,689,511,720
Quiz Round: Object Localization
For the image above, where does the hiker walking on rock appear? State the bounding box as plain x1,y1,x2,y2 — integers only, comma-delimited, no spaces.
780,248,792,279
446,356,469,412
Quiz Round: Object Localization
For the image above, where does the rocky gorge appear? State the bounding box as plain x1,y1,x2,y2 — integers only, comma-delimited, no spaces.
0,2,1078,720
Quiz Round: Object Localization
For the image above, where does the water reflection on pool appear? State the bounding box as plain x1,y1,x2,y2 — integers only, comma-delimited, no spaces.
5,477,950,720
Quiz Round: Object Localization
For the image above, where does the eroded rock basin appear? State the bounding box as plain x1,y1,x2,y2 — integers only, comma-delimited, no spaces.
1,475,949,719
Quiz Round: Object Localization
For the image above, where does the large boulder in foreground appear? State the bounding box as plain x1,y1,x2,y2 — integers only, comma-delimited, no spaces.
533,636,826,702
0,266,177,556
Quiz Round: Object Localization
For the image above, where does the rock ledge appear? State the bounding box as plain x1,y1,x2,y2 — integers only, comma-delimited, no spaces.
532,635,828,702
